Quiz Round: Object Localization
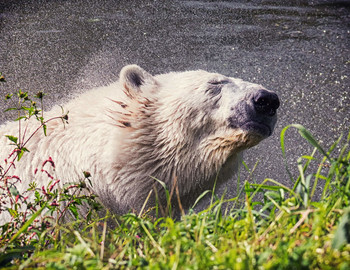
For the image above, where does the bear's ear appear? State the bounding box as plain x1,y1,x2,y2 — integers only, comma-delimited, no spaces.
119,65,158,97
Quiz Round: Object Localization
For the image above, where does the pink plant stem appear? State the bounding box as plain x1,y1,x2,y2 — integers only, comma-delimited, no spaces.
57,187,81,222
0,116,64,182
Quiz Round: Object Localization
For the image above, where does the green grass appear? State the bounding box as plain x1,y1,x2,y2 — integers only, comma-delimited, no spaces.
0,88,349,269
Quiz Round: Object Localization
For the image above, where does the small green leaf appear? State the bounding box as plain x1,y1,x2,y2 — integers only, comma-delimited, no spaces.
5,135,18,144
21,106,32,111
34,190,40,201
15,116,27,121
42,124,47,136
4,107,18,112
17,147,29,161
7,208,18,218
9,186,20,196
69,204,79,219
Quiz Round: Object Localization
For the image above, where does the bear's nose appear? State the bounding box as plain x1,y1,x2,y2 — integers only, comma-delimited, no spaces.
253,90,280,116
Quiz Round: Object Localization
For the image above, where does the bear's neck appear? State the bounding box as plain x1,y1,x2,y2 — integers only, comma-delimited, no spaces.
118,122,244,204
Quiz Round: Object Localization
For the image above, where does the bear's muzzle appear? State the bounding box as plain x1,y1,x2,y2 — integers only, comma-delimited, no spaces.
228,89,280,138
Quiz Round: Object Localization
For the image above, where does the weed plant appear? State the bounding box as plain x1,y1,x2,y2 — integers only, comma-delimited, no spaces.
0,78,349,269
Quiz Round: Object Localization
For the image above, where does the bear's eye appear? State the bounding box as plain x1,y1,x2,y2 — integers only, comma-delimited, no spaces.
209,80,230,85
206,80,229,96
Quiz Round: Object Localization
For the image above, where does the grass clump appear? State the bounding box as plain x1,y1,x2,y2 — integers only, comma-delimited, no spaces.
0,83,349,269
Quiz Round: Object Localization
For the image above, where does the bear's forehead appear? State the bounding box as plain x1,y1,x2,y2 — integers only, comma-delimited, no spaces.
154,70,265,97
155,70,229,85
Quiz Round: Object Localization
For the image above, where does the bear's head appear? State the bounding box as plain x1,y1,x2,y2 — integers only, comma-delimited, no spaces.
113,65,280,209
118,65,279,152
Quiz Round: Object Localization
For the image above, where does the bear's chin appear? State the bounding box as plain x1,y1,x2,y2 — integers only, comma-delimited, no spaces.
241,121,272,138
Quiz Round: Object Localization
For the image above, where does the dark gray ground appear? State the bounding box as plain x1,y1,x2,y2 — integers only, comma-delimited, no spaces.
0,0,349,202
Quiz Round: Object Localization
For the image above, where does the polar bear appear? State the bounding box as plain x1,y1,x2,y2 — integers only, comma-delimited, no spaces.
0,65,279,221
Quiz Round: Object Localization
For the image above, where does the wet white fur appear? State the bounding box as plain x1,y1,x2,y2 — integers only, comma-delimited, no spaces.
0,65,269,222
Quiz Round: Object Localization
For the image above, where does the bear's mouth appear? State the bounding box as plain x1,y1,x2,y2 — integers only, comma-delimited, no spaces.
240,121,272,137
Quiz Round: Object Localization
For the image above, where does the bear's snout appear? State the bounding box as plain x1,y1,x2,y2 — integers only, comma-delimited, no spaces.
228,89,279,138
253,90,280,117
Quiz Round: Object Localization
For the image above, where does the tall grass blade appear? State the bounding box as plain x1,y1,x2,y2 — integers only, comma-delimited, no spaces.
291,124,330,160
332,208,350,249
192,190,211,209
280,125,296,183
